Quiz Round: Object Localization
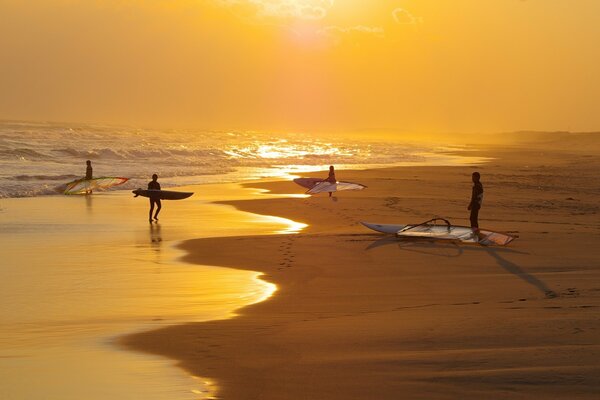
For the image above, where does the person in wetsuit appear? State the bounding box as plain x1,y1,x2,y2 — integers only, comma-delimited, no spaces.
148,174,161,222
468,172,484,230
322,165,336,197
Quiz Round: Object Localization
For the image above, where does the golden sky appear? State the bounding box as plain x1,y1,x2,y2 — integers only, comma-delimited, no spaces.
1,0,599,133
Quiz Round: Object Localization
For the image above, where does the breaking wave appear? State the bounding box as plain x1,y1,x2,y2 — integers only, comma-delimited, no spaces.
0,121,472,198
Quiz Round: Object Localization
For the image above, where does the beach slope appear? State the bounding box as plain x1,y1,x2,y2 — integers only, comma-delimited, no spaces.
124,144,600,399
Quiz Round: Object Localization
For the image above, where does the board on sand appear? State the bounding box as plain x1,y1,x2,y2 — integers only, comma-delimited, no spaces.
132,189,193,200
64,177,128,195
361,218,516,246
306,181,366,195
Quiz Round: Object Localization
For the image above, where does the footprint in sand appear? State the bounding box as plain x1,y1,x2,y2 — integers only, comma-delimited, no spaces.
277,236,297,269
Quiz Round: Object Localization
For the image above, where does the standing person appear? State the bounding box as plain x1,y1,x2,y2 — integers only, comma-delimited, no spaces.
84,160,93,194
85,160,93,180
322,165,336,198
468,172,484,231
148,174,162,223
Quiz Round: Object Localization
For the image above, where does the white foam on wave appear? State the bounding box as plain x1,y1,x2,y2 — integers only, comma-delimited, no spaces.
0,121,469,198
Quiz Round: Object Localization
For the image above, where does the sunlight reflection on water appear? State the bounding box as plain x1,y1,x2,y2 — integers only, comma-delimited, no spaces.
0,183,299,400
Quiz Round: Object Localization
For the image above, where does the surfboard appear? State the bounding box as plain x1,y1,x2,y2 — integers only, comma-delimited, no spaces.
361,220,516,246
360,222,408,234
64,177,128,195
306,181,366,195
132,189,193,200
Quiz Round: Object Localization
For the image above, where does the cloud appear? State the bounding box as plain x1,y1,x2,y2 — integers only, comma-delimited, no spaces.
392,7,422,25
218,0,334,20
318,25,385,45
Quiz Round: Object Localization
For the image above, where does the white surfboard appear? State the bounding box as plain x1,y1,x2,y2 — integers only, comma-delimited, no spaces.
360,222,407,234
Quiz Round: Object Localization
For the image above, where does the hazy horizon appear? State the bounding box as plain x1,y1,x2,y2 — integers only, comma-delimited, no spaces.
2,1,600,133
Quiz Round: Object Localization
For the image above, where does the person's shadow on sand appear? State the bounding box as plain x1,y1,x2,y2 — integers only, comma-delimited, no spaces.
365,237,557,298
483,247,557,298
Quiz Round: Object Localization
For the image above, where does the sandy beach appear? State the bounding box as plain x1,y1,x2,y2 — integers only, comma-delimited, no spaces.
0,183,303,399
124,141,600,399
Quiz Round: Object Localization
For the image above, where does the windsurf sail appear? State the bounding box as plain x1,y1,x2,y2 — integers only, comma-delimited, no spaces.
293,177,323,189
397,218,516,246
306,181,366,195
64,177,129,195
361,218,517,246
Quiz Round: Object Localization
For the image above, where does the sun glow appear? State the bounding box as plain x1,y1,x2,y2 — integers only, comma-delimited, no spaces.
224,141,353,160
2,1,600,132
218,0,335,20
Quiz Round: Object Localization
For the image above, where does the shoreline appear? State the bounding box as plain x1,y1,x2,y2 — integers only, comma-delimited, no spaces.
123,145,600,399
0,182,304,399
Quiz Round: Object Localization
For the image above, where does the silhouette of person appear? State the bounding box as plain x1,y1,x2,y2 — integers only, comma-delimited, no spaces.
322,165,337,197
468,172,484,231
85,160,93,180
148,174,161,222
84,160,93,194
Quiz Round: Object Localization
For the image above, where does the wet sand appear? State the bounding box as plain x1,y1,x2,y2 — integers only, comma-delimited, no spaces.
0,183,302,399
124,143,600,399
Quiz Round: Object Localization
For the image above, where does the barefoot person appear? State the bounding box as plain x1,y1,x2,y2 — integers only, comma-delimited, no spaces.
148,174,161,222
322,165,336,198
468,172,484,232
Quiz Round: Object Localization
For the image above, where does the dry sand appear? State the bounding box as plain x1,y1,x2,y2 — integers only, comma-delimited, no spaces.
124,143,600,399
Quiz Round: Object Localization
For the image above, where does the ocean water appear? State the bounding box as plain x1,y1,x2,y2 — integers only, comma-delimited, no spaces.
0,121,479,198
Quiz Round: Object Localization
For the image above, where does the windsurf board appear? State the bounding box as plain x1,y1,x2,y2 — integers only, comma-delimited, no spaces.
361,221,516,246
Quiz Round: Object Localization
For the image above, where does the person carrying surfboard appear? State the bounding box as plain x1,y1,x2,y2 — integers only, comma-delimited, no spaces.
148,174,161,222
321,165,336,197
467,172,484,231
